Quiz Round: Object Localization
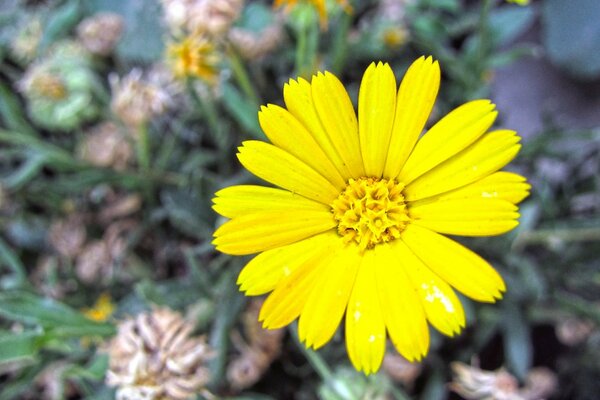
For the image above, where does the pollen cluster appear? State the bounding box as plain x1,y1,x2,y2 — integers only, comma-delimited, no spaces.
332,177,410,251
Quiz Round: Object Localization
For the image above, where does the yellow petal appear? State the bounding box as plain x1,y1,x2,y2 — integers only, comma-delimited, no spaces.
237,140,339,204
237,231,339,295
299,243,360,349
259,104,346,189
374,243,429,361
383,56,440,179
259,249,331,329
395,239,466,336
410,198,520,236
401,224,506,302
358,62,397,177
404,130,522,201
283,77,352,179
426,172,531,204
399,100,497,184
311,71,365,178
213,185,329,219
213,209,335,255
345,250,386,374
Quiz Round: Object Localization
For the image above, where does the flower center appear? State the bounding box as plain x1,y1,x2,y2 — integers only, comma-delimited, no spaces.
331,177,410,251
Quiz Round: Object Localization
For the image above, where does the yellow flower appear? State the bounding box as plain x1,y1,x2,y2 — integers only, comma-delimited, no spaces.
212,57,530,374
82,292,115,322
274,0,351,28
507,0,529,5
166,33,220,83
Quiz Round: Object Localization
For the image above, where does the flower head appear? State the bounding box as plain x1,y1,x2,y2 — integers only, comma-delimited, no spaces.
110,68,174,129
166,33,220,83
106,307,213,400
212,57,530,373
17,41,101,131
161,0,244,37
76,12,124,56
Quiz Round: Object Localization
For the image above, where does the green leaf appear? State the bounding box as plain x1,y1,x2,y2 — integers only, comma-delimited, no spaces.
489,6,535,47
84,0,164,62
221,83,264,139
0,291,115,337
236,3,275,33
0,82,36,136
160,189,213,239
39,0,83,52
0,331,43,365
0,236,27,286
542,0,600,79
502,301,532,380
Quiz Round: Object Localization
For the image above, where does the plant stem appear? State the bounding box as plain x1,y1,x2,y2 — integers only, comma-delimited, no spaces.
226,45,260,107
135,123,150,171
290,324,334,382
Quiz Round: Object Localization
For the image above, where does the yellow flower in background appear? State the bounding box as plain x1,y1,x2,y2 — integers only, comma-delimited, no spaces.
166,33,220,83
507,0,529,5
82,292,115,322
212,57,530,374
274,0,352,28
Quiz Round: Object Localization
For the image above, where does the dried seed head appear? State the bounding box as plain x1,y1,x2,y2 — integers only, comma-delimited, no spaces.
521,367,558,400
75,240,111,284
450,362,521,400
228,24,284,60
10,16,42,63
79,122,133,170
161,0,244,37
110,68,173,129
227,299,284,390
48,215,87,258
556,317,595,346
106,307,214,400
77,12,124,56
382,353,422,389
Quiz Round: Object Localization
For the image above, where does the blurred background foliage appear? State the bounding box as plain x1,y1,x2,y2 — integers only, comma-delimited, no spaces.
0,0,599,399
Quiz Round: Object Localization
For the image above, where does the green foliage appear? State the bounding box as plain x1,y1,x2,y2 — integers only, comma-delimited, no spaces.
0,0,598,399
543,0,600,79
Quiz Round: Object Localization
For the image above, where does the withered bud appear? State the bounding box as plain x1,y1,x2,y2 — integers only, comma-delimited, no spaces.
227,299,284,390
79,122,133,170
77,12,124,56
75,240,111,284
98,194,142,225
161,0,244,37
521,367,558,400
106,307,214,400
450,362,520,400
228,24,284,60
382,353,422,389
48,215,87,259
110,68,173,129
556,317,595,346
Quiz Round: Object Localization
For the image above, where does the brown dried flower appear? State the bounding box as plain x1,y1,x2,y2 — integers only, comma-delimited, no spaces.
75,240,111,284
106,307,214,400
76,12,124,56
110,68,173,129
228,24,284,60
556,317,595,346
48,215,87,259
450,362,558,400
382,352,422,389
227,299,285,390
161,0,244,37
75,219,136,284
450,362,520,400
79,122,133,170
